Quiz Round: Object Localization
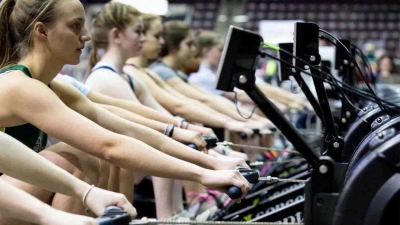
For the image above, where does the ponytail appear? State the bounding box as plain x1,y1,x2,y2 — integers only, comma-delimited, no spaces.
86,46,100,79
0,0,19,69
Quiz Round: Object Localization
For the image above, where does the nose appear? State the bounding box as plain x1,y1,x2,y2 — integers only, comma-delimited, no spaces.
81,28,92,42
140,33,146,43
159,36,165,46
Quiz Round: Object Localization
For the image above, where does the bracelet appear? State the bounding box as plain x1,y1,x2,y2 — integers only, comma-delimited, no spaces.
82,184,95,214
221,148,232,156
184,122,190,129
164,124,175,137
163,124,170,135
178,119,186,128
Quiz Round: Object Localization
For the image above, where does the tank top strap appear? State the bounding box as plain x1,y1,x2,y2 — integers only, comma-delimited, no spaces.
0,64,32,77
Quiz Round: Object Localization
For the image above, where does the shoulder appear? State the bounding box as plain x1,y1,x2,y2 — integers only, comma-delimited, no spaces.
0,71,49,94
149,63,177,81
85,70,123,86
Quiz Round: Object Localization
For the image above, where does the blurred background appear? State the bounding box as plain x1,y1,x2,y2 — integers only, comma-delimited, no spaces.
64,0,400,86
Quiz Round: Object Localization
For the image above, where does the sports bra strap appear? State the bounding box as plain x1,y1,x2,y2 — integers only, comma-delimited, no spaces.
125,63,139,69
90,65,118,74
91,65,135,91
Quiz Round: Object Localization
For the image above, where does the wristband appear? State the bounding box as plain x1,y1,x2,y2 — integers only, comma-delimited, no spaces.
169,125,175,137
165,124,175,137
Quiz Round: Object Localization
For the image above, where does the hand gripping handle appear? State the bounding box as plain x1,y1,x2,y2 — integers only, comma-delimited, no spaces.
96,206,130,225
227,169,259,199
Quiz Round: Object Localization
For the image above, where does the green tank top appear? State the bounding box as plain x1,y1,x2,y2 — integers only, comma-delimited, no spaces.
0,65,48,152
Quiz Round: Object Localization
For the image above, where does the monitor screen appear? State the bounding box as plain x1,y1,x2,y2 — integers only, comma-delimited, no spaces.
215,25,263,92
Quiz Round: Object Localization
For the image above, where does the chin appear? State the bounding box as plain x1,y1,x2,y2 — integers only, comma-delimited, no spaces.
67,58,81,65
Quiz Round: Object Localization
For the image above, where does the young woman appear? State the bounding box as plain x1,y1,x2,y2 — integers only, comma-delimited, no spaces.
190,30,309,110
0,132,135,225
82,2,248,220
147,21,272,130
122,14,251,220
0,0,249,222
124,17,256,137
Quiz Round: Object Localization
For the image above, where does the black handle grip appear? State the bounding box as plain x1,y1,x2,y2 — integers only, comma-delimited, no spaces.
188,144,198,150
240,128,261,139
202,135,218,148
227,169,259,200
227,186,242,199
97,218,116,225
188,135,218,150
96,206,130,225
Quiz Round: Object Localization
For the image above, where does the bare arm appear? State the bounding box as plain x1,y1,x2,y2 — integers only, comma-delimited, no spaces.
125,66,253,134
100,104,207,150
0,132,89,199
51,79,224,169
166,77,254,122
222,89,254,104
257,82,307,110
87,90,214,135
87,90,178,125
0,130,136,218
0,178,98,225
6,76,204,182
129,74,170,113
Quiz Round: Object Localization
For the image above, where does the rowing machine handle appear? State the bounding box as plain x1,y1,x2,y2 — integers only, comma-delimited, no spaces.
227,169,259,199
187,135,218,150
96,206,131,225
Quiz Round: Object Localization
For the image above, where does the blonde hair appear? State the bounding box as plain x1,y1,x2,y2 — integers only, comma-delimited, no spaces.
87,2,141,74
0,0,58,68
142,13,160,34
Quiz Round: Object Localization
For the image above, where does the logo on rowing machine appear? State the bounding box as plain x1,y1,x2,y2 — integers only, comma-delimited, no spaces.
255,195,304,218
271,183,305,197
275,211,303,223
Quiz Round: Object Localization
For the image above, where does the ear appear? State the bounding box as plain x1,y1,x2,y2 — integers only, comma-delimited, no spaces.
202,47,211,57
33,22,48,41
109,27,123,45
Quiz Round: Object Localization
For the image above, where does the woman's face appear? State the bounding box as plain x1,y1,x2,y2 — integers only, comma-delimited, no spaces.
176,31,196,65
206,41,223,70
43,0,91,65
380,57,393,73
141,18,164,60
119,16,145,59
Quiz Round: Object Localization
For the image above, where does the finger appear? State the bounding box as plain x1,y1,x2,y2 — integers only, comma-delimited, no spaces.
231,171,249,201
245,128,254,137
118,202,137,219
239,159,250,169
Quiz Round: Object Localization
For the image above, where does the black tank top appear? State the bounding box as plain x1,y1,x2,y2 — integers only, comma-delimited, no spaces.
0,65,48,152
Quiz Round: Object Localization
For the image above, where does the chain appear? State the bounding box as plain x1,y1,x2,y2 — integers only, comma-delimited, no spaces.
129,220,303,225
217,142,300,154
259,176,307,183
250,159,306,166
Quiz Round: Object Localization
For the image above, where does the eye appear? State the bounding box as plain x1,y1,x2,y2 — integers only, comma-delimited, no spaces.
71,23,81,31
135,28,143,35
